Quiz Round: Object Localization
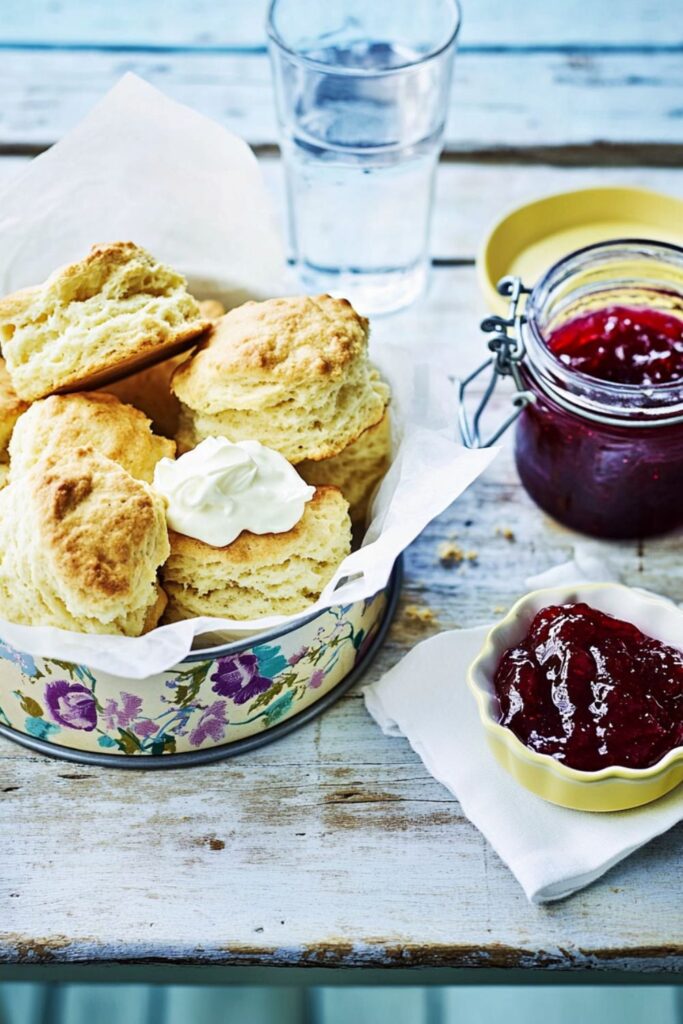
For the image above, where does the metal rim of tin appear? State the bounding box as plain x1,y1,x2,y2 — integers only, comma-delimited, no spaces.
460,238,683,449
0,558,402,769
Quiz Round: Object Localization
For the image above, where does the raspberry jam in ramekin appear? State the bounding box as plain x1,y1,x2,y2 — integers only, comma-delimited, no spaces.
513,241,683,538
493,602,683,772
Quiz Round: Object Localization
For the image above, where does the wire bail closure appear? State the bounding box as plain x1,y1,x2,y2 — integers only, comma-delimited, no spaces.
458,276,536,447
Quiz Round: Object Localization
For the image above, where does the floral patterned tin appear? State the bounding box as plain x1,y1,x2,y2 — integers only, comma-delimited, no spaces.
0,560,400,767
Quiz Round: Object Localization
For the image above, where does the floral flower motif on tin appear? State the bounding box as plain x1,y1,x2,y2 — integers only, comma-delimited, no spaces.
210,654,271,705
102,692,143,731
188,700,228,747
0,638,39,679
44,680,97,731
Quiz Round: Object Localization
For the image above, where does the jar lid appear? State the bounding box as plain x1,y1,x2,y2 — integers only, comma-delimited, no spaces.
477,186,683,315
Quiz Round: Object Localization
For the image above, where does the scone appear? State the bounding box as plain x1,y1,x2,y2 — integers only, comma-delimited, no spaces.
197,299,226,321
162,486,351,621
104,299,225,438
0,357,30,462
0,447,170,635
0,242,211,401
171,295,390,461
299,409,391,524
9,392,175,484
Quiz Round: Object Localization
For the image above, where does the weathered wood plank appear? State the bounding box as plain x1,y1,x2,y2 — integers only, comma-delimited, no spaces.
1,0,680,49
2,155,681,268
1,50,682,156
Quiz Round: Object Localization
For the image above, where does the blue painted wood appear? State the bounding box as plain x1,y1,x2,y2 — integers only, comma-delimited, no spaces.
3,984,678,1023
0,0,679,49
164,986,306,1023
52,985,154,1024
439,986,683,1024
313,987,429,1024
0,984,47,1024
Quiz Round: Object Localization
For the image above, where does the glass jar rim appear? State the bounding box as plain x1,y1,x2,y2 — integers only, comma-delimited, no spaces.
266,0,462,77
524,238,683,424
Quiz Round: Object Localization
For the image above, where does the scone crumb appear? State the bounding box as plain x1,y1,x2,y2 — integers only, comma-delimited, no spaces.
493,604,506,615
496,526,516,542
438,540,464,566
404,604,439,625
465,549,479,563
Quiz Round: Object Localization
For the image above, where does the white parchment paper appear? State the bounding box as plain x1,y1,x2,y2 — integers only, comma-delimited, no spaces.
0,74,497,677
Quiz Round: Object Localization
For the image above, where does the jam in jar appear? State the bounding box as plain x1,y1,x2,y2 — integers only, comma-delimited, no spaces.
494,602,683,772
483,241,683,538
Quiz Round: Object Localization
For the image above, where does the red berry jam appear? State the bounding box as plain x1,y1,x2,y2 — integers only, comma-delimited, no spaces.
510,243,683,539
514,378,683,538
494,603,683,771
546,305,683,386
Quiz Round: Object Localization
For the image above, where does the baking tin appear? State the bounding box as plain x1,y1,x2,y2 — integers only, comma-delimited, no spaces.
0,559,401,768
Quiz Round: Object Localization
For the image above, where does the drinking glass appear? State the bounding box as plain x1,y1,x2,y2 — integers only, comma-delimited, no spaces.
267,0,461,315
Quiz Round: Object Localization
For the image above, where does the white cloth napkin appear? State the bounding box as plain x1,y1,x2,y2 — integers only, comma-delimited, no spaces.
363,556,683,903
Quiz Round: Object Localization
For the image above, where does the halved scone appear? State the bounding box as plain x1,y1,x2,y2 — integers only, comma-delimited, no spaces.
0,242,211,401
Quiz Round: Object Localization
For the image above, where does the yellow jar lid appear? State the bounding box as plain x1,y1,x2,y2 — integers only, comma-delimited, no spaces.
477,186,683,314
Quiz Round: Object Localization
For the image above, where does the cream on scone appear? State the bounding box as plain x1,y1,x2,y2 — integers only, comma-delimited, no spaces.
9,392,175,484
299,408,391,524
171,295,390,461
0,447,170,635
154,437,351,621
0,242,211,401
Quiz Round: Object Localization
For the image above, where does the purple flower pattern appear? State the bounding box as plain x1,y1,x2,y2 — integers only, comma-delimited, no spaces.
44,680,97,731
210,654,271,705
188,700,228,747
309,669,324,689
133,719,159,738
102,692,143,731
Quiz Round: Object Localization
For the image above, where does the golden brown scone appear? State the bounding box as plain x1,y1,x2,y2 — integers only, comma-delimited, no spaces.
172,295,390,461
0,447,170,635
0,464,8,490
9,393,175,484
299,409,391,524
102,299,224,438
102,353,186,440
162,485,351,621
198,298,226,320
0,357,30,459
0,242,211,401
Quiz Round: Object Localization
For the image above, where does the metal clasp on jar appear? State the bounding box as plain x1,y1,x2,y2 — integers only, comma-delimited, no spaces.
459,276,537,447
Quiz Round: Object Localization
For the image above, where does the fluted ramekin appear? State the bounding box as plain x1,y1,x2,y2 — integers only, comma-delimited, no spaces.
468,582,683,812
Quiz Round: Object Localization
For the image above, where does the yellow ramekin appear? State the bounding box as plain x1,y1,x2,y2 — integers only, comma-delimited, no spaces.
477,186,683,315
468,582,683,812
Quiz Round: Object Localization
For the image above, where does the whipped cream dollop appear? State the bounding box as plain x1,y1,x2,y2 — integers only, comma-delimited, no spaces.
153,437,315,547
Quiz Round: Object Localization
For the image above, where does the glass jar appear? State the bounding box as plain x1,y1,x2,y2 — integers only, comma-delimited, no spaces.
461,240,683,539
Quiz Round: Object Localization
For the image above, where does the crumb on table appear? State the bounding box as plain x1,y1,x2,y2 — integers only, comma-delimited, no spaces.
495,526,516,542
438,541,465,566
403,604,439,625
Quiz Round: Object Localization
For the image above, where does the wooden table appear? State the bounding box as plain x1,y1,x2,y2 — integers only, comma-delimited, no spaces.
0,0,682,983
